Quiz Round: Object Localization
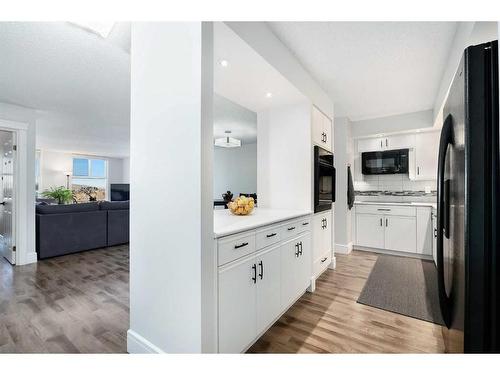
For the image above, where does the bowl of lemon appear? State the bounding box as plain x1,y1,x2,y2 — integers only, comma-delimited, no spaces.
228,195,255,216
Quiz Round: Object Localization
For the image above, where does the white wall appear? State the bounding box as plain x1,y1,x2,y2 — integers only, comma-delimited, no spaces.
333,117,353,254
213,143,256,200
225,22,334,119
39,149,128,195
433,22,498,122
0,102,37,265
128,22,214,354
257,100,311,211
350,109,434,138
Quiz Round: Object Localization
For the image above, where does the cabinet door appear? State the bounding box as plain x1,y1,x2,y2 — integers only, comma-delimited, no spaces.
218,256,257,353
312,106,325,147
323,113,332,151
322,213,332,259
415,132,440,180
295,233,312,295
385,134,415,150
256,245,282,334
356,214,384,248
416,207,432,255
384,216,416,253
312,214,325,262
357,137,384,153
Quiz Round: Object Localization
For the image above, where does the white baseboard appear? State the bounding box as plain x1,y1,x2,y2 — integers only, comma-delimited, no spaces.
328,255,336,269
16,251,38,266
355,246,433,260
127,329,164,353
335,242,353,255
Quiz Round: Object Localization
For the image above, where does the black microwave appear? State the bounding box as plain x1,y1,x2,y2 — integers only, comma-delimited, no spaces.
314,146,336,213
361,149,409,175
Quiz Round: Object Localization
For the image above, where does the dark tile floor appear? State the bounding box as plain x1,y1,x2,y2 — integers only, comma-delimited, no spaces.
0,245,129,353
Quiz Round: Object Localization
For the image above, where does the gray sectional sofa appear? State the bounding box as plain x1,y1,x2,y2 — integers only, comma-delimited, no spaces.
36,201,129,259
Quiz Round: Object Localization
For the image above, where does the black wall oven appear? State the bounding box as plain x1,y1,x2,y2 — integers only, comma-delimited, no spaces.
314,146,336,213
361,149,409,175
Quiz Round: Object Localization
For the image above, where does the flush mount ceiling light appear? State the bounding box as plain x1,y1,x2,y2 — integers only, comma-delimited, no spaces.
215,131,241,148
266,92,273,98
219,59,229,67
70,22,116,38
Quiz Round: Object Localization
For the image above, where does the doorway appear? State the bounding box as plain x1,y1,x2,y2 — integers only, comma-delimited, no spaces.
0,130,16,264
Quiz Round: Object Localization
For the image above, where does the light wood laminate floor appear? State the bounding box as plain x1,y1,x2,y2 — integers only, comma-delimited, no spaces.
248,250,445,353
0,245,129,353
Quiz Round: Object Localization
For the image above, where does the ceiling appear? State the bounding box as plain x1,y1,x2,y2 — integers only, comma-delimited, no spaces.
214,22,306,113
0,22,131,157
268,22,458,121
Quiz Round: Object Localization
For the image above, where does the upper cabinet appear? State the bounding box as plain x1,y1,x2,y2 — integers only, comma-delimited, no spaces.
357,134,415,153
410,131,440,180
312,106,333,152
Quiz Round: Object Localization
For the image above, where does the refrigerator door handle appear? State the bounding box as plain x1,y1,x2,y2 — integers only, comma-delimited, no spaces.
437,114,454,328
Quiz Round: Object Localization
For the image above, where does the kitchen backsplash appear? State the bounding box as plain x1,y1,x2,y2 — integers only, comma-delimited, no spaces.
354,174,436,192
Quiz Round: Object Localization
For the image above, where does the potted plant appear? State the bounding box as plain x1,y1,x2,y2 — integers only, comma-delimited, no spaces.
42,186,73,205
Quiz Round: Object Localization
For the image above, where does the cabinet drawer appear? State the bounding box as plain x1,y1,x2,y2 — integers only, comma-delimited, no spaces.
256,225,282,250
313,251,331,278
296,216,311,233
355,205,416,217
281,220,302,240
218,232,256,266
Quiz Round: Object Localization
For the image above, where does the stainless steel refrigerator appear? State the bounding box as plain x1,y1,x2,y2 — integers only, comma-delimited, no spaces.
437,40,499,353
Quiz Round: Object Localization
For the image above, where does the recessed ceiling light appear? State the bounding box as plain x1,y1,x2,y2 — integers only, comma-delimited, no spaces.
219,59,229,67
266,92,273,98
70,22,116,38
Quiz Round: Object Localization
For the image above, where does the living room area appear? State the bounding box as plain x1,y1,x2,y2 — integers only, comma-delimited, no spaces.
0,22,131,352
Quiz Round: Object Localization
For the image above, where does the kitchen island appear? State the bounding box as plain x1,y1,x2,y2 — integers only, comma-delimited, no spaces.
213,208,314,353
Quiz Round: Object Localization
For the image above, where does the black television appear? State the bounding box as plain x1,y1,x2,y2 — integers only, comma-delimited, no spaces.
110,184,130,201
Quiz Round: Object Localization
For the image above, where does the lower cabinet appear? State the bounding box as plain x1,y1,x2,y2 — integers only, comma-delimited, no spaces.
281,233,311,309
354,204,435,256
356,214,384,249
217,219,311,353
218,254,257,353
384,215,416,253
312,210,332,277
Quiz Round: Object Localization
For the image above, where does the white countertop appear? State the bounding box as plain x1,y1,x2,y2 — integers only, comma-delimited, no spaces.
214,208,312,238
354,200,437,210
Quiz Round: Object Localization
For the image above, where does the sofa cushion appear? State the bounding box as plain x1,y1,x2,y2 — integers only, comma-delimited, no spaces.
36,202,100,215
100,200,129,210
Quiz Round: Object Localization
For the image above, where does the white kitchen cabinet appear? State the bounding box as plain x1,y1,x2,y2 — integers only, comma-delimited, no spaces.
312,211,332,277
413,131,440,180
356,214,384,249
384,215,417,253
256,244,282,334
218,254,257,353
416,207,433,255
312,106,332,151
357,137,384,153
281,233,311,309
386,134,415,150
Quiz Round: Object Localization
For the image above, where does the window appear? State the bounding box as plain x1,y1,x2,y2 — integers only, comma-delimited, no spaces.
72,157,108,202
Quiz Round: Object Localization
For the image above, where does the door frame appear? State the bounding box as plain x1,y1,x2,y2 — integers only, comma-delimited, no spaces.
0,119,34,265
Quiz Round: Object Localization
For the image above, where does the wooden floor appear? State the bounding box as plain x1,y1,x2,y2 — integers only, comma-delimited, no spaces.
0,245,129,353
1,247,445,353
248,250,445,353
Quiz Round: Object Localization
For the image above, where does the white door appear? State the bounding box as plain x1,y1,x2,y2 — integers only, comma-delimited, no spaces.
384,216,417,253
322,213,332,259
415,132,440,180
356,214,384,248
218,255,257,353
256,244,282,333
312,214,325,263
357,137,384,153
385,134,415,150
312,106,325,147
0,131,15,264
280,238,302,310
322,114,332,151
295,233,312,294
